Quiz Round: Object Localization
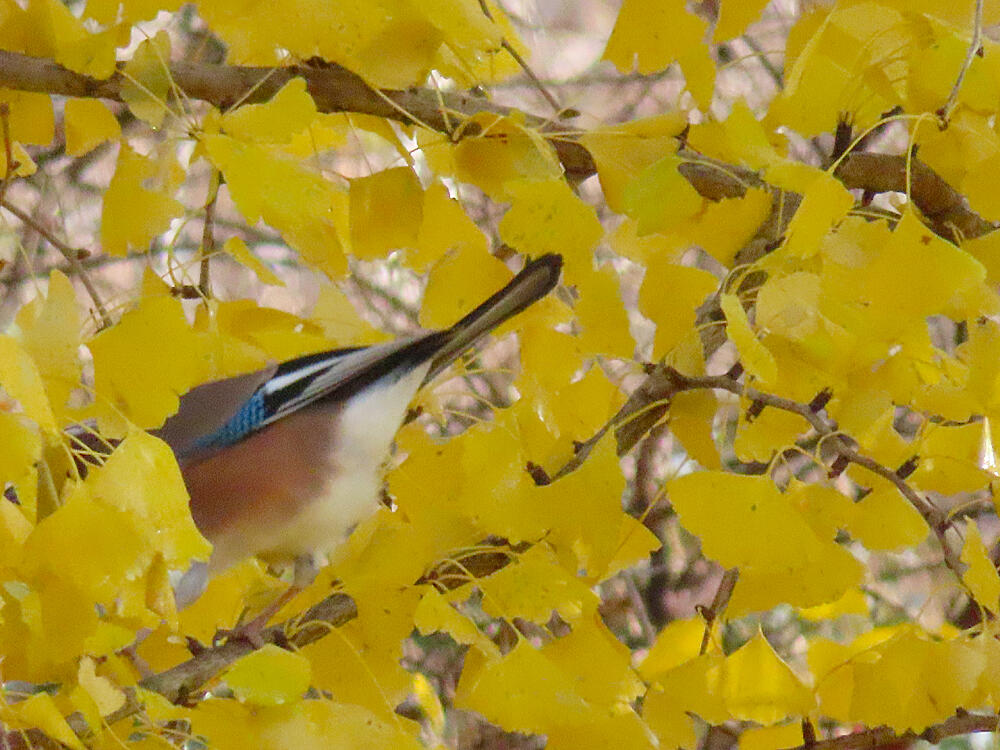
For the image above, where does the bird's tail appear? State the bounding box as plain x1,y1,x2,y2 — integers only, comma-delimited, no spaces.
426,253,563,383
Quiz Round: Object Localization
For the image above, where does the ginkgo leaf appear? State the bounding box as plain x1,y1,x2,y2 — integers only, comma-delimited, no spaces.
223,237,284,286
574,264,634,359
5,692,84,750
721,630,815,724
847,485,928,551
498,178,603,263
421,247,512,330
720,293,777,384
203,134,349,277
101,144,184,256
120,31,172,127
224,644,311,706
413,182,488,270
88,292,211,429
960,519,1000,613
640,258,717,358
622,154,703,236
220,77,317,143
349,166,423,259
14,271,81,421
713,0,771,41
0,89,54,145
414,586,501,658
64,98,120,156
603,0,707,76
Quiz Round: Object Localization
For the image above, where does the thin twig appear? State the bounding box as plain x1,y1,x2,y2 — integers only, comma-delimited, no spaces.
938,0,984,125
199,174,218,297
0,102,13,205
475,0,563,115
0,198,112,329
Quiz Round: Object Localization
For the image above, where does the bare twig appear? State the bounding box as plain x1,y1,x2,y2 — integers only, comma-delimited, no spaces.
938,0,984,125
199,174,218,298
0,198,113,328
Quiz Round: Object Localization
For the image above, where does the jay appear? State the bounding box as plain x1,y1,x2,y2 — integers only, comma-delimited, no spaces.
150,253,562,584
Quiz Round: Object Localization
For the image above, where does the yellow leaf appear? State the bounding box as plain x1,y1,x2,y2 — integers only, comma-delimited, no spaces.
310,283,386,346
224,644,311,706
683,187,772,266
670,389,721,469
579,113,689,213
733,407,808,463
602,514,662,579
456,640,591,733
64,98,120,156
221,78,317,143
87,429,212,568
669,471,862,611
478,545,599,624
349,166,423,259
798,587,868,621
847,485,928,551
444,113,562,200
544,614,645,705
88,294,211,429
622,155,703,235
0,335,57,432
101,144,184,256
27,0,125,78
77,655,126,715
120,31,171,126
713,0,771,41
639,616,705,679
8,692,84,750
14,270,81,421
722,630,815,724
22,483,150,603
414,587,500,658
412,182,488,271
640,258,718,357
643,654,727,746
0,89,54,145
224,237,284,286
961,519,1000,613
0,411,41,489
203,134,348,277
739,723,807,750
498,178,603,263
720,293,777,384
0,141,37,177
783,172,854,258
412,672,445,735
574,264,634,359
603,0,708,75
420,248,511,330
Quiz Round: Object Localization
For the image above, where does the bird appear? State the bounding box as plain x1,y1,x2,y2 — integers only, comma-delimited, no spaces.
151,253,563,585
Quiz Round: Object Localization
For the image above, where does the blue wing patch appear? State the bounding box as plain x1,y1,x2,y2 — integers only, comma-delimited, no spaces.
192,388,269,451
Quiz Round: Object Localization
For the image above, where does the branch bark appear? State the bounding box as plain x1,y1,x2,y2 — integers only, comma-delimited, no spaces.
0,50,994,243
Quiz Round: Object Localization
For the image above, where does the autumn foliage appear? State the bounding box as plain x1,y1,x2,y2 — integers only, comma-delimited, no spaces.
1,0,1000,748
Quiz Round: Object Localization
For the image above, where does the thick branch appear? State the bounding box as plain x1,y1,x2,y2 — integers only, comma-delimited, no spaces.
0,50,994,242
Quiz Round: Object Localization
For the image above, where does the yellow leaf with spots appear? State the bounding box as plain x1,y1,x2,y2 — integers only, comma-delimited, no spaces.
224,644,311,706
414,587,500,658
64,98,120,156
721,293,777,384
733,407,809,463
412,182,488,271
101,144,184,256
499,178,603,263
961,519,1000,613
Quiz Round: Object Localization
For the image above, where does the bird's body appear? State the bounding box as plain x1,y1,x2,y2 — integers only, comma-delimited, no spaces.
151,254,562,575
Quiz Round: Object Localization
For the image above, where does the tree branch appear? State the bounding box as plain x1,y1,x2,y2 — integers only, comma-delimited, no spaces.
0,50,994,244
